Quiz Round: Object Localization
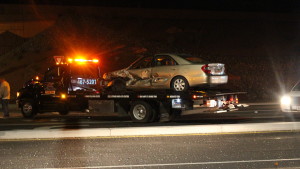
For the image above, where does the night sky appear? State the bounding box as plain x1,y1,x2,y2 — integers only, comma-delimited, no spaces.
2,0,300,13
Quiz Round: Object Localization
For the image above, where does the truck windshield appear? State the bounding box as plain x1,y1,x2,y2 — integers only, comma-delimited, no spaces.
70,64,100,78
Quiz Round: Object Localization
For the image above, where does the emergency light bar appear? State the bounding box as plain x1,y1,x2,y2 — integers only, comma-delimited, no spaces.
68,58,99,63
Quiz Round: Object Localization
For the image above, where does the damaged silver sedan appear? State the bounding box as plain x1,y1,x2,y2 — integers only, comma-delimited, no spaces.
103,53,228,91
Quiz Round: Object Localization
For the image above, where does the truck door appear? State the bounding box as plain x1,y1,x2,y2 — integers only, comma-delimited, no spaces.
43,65,67,96
151,55,178,89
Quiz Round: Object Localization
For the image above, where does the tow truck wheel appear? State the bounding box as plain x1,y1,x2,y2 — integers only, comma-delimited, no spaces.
21,100,37,118
282,111,295,122
130,101,154,122
59,104,69,115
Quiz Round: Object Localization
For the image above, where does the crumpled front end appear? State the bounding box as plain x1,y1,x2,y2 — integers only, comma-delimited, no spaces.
103,69,138,86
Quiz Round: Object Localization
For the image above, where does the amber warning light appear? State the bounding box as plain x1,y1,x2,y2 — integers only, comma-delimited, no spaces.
68,58,99,64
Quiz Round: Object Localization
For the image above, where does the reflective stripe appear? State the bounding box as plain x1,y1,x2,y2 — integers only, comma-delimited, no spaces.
138,95,157,98
168,95,181,99
84,95,101,98
107,95,129,98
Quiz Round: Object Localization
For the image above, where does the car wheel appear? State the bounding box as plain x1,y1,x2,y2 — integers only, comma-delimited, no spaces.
171,76,189,91
21,100,37,118
130,101,154,122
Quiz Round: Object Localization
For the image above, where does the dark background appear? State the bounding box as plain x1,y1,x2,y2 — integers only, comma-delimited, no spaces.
3,0,300,12
0,0,300,101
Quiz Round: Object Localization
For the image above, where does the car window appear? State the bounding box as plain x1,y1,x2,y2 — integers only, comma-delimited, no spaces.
292,82,300,91
154,55,177,66
130,56,153,69
178,54,207,64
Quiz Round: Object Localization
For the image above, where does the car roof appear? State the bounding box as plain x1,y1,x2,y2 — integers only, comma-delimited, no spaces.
155,53,192,64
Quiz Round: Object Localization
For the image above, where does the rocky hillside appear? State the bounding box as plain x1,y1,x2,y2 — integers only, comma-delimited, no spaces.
1,8,299,101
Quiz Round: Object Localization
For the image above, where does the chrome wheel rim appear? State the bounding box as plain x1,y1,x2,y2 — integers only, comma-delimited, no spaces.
133,104,147,120
23,103,33,115
174,79,186,91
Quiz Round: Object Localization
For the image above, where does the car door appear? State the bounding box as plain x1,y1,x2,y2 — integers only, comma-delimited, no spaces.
151,55,178,89
127,56,154,89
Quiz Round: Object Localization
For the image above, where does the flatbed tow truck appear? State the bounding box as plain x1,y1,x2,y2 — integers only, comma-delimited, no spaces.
16,56,244,122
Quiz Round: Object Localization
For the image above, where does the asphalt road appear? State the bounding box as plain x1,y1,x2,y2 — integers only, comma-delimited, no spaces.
0,103,297,130
1,132,300,169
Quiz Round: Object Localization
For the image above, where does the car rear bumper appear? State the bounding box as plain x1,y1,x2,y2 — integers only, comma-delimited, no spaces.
188,75,228,87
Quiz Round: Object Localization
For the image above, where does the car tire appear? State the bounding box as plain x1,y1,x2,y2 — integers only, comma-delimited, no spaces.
21,100,37,118
171,76,189,91
130,101,155,122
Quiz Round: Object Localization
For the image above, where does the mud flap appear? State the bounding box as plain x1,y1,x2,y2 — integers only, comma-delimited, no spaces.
159,102,172,122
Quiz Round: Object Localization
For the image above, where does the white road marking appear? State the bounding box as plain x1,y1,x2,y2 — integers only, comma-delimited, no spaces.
37,158,300,169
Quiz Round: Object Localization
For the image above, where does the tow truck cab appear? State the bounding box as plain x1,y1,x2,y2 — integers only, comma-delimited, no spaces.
17,57,101,118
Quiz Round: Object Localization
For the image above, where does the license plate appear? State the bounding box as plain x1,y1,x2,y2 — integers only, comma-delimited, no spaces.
77,79,97,85
45,91,55,94
210,76,228,83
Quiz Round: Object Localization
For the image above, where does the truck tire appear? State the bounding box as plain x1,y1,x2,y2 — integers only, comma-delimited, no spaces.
282,111,295,122
59,103,69,115
171,76,189,91
130,101,155,122
21,100,37,118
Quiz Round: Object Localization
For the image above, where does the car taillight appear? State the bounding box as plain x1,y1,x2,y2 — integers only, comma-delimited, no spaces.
201,64,211,74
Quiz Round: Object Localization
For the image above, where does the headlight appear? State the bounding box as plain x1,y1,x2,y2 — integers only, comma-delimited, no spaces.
281,95,291,105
